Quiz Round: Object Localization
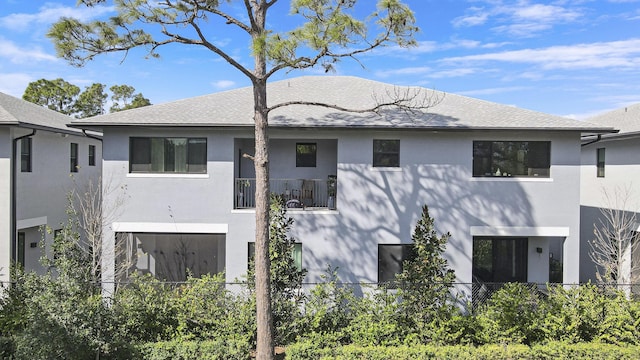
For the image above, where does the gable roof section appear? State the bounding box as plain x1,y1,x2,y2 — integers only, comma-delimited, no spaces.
0,92,81,134
585,103,640,138
71,76,614,133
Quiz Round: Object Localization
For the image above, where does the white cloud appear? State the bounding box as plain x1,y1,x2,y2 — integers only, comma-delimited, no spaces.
457,86,529,96
442,38,640,70
211,80,236,89
0,3,114,32
375,66,432,78
0,37,57,63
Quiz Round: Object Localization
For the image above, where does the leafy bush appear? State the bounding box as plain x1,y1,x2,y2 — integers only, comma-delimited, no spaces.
137,339,252,360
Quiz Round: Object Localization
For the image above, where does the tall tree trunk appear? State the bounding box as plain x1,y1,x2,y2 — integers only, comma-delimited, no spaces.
252,2,274,358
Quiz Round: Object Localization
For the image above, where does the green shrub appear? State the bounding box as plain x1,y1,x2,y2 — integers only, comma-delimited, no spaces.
344,287,404,346
137,339,252,360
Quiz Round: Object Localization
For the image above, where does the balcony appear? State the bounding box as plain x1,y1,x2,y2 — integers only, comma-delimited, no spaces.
235,177,337,210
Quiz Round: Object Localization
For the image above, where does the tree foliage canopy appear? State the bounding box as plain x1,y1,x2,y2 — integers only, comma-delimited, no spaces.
22,78,151,118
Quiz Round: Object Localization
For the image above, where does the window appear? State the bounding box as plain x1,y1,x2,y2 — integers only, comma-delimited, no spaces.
88,145,96,166
248,242,303,271
117,233,225,281
472,237,528,283
473,141,550,177
597,148,605,177
129,137,207,173
17,232,25,268
378,244,416,284
373,139,400,167
296,143,317,167
20,137,32,172
70,143,78,172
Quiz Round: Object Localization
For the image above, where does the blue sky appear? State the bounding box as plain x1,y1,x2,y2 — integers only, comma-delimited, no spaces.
0,0,639,119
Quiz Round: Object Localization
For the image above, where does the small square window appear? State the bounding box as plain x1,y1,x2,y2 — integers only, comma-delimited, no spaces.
296,143,316,167
88,145,96,166
378,244,416,285
373,140,400,167
597,148,605,178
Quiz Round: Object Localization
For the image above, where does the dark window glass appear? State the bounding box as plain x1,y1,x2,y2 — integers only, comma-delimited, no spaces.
129,137,207,173
70,143,78,172
378,244,416,284
373,139,400,167
248,242,302,271
472,237,528,283
20,137,32,172
597,148,605,178
88,145,96,166
296,143,317,167
17,232,25,268
472,141,550,177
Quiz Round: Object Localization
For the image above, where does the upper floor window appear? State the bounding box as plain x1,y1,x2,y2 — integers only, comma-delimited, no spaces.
473,141,550,177
296,143,316,167
70,143,79,173
88,145,96,166
129,137,207,173
20,137,32,172
373,139,400,167
597,148,605,178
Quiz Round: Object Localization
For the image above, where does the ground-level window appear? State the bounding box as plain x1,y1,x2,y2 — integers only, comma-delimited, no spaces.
296,143,317,167
17,232,25,268
373,139,400,167
117,233,225,282
248,242,302,271
70,142,79,172
472,237,528,283
20,137,32,172
473,141,550,177
378,244,416,284
597,148,605,178
129,137,207,173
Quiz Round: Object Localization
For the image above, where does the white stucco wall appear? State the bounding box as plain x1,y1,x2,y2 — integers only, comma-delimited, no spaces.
0,128,11,284
102,127,583,291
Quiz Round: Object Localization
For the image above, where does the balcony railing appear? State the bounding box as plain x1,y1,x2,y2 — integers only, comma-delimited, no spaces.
235,178,337,210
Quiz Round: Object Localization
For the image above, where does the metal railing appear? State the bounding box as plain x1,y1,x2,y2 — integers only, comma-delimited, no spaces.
235,178,337,210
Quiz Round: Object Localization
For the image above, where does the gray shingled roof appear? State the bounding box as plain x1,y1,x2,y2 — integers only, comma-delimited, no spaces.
71,76,614,133
0,92,81,134
585,103,640,136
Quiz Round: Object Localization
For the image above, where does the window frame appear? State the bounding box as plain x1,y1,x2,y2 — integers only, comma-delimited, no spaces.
20,137,32,172
70,143,79,173
373,139,400,168
597,148,605,178
472,140,551,178
296,143,317,168
88,144,96,166
129,137,207,174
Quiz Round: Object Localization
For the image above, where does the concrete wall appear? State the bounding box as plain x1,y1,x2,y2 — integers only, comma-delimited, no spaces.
0,128,11,284
102,127,583,292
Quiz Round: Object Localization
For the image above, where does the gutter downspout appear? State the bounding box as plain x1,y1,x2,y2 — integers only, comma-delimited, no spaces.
581,134,602,147
11,129,36,269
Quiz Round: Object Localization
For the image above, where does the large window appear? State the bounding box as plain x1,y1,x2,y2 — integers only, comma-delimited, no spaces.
70,143,78,173
130,137,207,173
378,244,416,284
248,242,302,271
88,144,96,166
597,148,605,178
20,137,32,172
117,233,225,282
373,139,400,167
296,143,317,167
473,141,550,177
472,237,528,283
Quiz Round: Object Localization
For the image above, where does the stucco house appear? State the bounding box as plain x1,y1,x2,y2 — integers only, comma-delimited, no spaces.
0,93,102,283
580,104,640,287
69,76,613,296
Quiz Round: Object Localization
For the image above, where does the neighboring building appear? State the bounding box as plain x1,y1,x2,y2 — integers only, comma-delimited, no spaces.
580,104,640,286
70,76,613,297
0,92,102,282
